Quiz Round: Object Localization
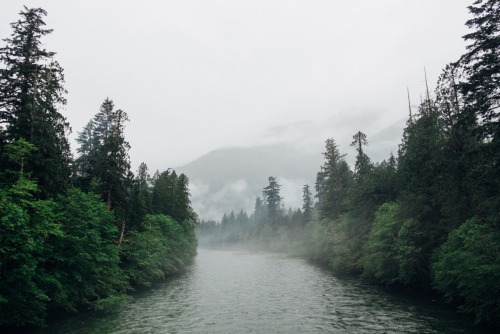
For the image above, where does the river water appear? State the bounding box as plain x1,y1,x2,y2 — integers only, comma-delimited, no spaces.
32,248,487,334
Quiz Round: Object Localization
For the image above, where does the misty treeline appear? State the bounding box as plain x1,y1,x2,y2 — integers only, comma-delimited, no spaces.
199,0,500,326
0,7,197,328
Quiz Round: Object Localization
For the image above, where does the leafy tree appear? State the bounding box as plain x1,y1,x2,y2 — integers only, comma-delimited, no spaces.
48,189,127,313
361,202,401,284
4,138,36,179
121,215,197,287
432,217,500,325
0,142,61,326
0,6,71,197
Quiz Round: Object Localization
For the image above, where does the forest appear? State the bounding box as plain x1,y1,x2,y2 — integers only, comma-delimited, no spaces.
198,0,500,327
0,7,197,328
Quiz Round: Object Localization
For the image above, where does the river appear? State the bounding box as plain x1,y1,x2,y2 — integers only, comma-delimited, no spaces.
31,248,488,334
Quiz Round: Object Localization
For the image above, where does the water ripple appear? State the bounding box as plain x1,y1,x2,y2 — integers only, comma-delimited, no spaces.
33,249,489,334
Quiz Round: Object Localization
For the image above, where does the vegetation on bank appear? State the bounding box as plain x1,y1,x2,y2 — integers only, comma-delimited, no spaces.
0,7,197,328
198,0,500,327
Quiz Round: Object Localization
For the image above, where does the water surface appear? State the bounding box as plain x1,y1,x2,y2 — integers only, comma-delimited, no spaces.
33,248,486,333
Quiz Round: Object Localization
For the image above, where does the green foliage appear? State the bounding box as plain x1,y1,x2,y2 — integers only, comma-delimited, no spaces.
0,6,71,197
122,215,197,288
262,176,282,225
268,226,291,252
350,131,372,180
74,98,131,213
459,0,500,137
316,138,353,220
197,1,500,327
302,184,313,224
291,220,333,265
151,170,194,224
125,162,152,229
432,217,500,325
0,179,60,327
0,6,198,330
48,189,127,312
328,215,362,274
361,202,401,284
5,138,37,178
394,216,446,289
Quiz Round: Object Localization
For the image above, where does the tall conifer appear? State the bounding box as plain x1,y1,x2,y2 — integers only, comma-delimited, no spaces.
0,7,71,197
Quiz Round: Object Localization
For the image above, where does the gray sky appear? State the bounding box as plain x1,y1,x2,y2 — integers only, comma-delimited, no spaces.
1,1,470,172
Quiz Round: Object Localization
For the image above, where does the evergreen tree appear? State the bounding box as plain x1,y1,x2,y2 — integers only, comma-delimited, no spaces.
458,0,500,139
151,169,194,224
75,98,131,212
96,100,131,211
74,119,99,191
350,131,372,180
173,173,194,223
151,169,176,217
126,162,152,229
316,138,352,220
396,100,447,288
253,196,266,231
0,6,71,197
262,176,282,226
457,0,500,226
302,184,313,224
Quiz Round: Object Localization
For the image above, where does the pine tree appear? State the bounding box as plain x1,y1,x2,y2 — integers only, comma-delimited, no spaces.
302,184,313,224
350,131,372,180
0,6,71,197
74,119,98,190
75,98,131,211
459,0,500,138
262,176,282,226
316,138,352,220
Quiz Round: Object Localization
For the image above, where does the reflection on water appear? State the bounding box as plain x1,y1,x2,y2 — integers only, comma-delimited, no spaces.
32,248,488,334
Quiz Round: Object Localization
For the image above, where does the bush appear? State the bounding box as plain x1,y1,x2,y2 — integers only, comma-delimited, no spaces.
361,202,401,284
431,217,500,325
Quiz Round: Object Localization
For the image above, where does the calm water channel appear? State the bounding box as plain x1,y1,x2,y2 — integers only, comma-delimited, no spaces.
31,248,488,334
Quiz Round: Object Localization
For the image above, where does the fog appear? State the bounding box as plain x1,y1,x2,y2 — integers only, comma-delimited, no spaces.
0,1,470,221
0,1,468,172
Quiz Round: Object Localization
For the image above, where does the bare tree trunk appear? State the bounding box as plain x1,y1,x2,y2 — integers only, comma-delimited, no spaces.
118,222,125,245
107,188,112,210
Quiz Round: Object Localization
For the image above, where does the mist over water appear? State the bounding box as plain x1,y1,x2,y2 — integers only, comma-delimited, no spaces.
31,248,488,334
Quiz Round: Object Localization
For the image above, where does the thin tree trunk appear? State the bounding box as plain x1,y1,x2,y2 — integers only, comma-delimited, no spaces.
107,188,112,210
118,222,125,245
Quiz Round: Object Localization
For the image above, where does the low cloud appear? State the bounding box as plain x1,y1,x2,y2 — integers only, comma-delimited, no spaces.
184,115,405,221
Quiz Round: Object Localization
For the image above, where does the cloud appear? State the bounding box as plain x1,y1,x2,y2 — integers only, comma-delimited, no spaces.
184,115,406,221
277,177,310,211
190,178,253,220
189,179,210,198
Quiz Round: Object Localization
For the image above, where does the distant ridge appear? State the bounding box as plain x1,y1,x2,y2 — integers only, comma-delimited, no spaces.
177,118,405,220
177,143,322,220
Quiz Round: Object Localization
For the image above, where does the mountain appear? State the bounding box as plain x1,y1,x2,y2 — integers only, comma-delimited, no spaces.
177,118,405,221
177,143,322,220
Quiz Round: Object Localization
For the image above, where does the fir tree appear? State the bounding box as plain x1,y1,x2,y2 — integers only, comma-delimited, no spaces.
0,6,71,197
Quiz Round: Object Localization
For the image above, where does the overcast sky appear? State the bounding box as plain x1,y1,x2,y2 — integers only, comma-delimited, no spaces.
1,1,470,172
